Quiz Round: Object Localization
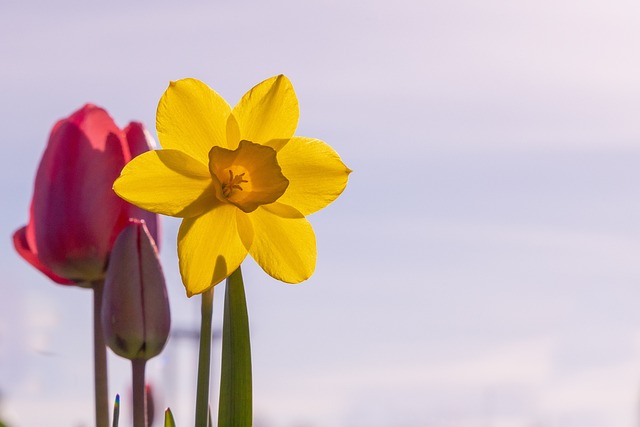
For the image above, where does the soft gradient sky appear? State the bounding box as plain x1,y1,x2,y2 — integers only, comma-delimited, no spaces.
2,0,640,426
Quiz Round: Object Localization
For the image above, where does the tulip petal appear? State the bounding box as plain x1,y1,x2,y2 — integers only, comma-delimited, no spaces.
125,121,157,157
276,137,351,215
115,150,219,218
68,104,129,155
12,226,76,285
231,75,299,146
246,205,316,283
33,122,128,281
157,78,232,163
178,205,250,296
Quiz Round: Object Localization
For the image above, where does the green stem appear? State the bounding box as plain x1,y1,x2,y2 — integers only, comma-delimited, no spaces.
218,267,252,427
132,359,147,427
195,287,214,427
93,280,109,427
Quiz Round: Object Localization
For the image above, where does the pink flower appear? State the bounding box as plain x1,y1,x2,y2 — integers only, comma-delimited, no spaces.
102,220,170,360
13,104,159,285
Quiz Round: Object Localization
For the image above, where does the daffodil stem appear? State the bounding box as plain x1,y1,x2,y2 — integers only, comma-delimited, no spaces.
218,267,252,427
93,279,109,427
195,287,214,427
132,359,147,427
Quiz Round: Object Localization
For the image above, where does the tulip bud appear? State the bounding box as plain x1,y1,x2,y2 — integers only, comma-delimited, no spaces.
13,104,159,285
102,220,170,360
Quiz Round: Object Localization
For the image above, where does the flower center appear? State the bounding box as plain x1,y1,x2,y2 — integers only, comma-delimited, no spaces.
208,140,289,213
222,169,248,197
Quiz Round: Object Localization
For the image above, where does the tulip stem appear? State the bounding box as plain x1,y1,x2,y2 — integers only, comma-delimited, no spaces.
218,267,252,427
132,359,147,427
93,280,110,427
195,287,214,427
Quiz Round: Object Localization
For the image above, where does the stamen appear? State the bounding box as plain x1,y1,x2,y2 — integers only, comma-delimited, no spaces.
222,170,248,197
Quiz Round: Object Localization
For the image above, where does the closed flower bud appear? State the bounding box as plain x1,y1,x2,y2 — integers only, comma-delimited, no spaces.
13,104,159,285
102,220,170,360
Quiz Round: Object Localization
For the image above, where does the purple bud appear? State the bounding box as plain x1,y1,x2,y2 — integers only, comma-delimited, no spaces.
102,220,170,360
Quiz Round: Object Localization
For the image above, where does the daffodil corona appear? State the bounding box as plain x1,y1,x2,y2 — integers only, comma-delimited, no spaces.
114,76,350,296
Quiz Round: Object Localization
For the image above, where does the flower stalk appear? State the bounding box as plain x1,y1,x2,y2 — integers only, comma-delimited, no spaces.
132,359,147,427
93,279,109,427
195,287,214,427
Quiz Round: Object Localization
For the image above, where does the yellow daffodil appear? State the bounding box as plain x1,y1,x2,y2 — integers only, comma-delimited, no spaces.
114,75,350,296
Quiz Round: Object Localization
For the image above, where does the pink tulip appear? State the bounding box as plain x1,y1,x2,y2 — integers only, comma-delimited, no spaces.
12,104,159,285
102,220,170,360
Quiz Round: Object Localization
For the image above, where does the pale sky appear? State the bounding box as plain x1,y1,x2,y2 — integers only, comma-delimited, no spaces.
2,1,640,426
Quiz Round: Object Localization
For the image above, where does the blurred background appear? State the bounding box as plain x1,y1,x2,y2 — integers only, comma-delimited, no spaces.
2,0,640,426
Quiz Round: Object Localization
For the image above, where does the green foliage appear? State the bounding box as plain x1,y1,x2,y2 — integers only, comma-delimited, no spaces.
164,408,176,427
218,267,252,427
112,394,120,427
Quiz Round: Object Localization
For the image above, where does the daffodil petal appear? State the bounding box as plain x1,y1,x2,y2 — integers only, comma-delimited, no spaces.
236,209,254,250
276,137,351,215
231,75,299,145
178,205,250,296
157,78,232,162
260,202,304,218
225,113,241,150
247,205,316,283
114,150,218,218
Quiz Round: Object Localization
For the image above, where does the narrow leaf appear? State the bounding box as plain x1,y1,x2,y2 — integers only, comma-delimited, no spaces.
112,394,120,427
164,408,176,427
218,267,252,427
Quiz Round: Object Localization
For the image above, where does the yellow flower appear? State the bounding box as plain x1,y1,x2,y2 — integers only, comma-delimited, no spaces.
114,75,351,296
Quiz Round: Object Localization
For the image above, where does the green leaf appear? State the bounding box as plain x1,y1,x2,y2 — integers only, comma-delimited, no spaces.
112,394,120,427
218,267,252,427
164,408,176,427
